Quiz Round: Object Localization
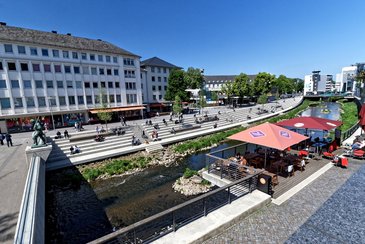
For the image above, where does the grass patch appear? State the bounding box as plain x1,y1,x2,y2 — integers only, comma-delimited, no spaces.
338,99,358,131
183,168,199,179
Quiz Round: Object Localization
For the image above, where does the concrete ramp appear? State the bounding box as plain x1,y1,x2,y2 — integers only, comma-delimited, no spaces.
146,143,164,153
153,190,271,244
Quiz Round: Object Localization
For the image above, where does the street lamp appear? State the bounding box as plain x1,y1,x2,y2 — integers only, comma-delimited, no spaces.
48,96,55,130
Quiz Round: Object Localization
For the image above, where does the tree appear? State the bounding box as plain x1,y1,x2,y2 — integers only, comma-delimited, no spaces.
295,79,304,92
272,75,295,95
211,91,219,103
257,94,268,108
221,82,235,107
165,69,189,101
97,90,112,132
198,93,207,114
252,72,276,96
233,73,251,102
184,67,204,89
173,95,183,114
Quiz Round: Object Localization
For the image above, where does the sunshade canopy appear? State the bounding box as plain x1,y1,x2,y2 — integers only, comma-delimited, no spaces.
359,104,365,127
275,116,342,131
228,122,308,151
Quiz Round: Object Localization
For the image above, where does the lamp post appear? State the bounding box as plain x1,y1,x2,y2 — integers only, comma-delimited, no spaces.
48,96,55,130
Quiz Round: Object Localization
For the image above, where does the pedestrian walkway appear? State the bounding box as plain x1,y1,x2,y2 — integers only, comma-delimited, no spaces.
204,159,365,243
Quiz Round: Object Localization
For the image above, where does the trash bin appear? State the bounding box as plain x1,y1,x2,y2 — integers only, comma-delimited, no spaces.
257,174,272,196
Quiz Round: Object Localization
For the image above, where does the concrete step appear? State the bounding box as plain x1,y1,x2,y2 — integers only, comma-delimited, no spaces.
145,143,164,153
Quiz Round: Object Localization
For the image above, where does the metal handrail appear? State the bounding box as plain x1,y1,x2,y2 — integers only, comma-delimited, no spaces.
341,120,360,142
88,170,262,244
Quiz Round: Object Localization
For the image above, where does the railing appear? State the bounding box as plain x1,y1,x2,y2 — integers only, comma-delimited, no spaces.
14,156,45,244
341,121,360,142
88,171,261,244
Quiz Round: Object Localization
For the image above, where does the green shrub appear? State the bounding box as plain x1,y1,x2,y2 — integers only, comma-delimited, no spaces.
183,168,198,179
201,179,211,186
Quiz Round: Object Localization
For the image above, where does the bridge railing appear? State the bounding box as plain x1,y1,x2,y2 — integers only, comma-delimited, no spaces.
342,121,360,142
88,170,261,244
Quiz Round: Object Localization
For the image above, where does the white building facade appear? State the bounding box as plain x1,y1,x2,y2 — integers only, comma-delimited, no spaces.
140,57,180,112
0,23,143,132
304,71,333,95
335,66,357,94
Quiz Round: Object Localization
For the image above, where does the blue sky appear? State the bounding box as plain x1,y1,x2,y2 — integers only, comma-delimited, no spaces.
1,0,365,79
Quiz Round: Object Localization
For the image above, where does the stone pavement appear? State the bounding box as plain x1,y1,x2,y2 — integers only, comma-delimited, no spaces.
0,134,30,243
204,159,365,243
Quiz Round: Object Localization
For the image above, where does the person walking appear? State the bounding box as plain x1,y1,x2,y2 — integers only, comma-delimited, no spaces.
5,133,12,147
64,130,69,139
122,116,127,126
0,133,4,145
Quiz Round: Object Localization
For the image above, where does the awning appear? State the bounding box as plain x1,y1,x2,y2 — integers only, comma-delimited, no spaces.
89,106,145,114
276,116,342,131
149,103,165,108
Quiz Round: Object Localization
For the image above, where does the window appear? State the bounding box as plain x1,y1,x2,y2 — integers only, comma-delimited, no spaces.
73,66,80,74
68,96,75,105
159,95,162,99
43,64,51,72
127,94,137,103
107,69,112,75
151,67,155,72
62,50,69,58
46,80,54,88
35,80,43,88
93,82,98,88
94,95,100,104
64,66,71,73
14,98,23,108
153,95,156,100
0,80,6,88
54,65,61,73
164,85,167,91
106,56,111,62
126,82,136,90
11,80,19,88
30,47,38,56
152,85,156,91
76,81,82,89
99,68,104,75
98,55,103,62
81,53,87,60
7,62,16,71
84,82,90,88
32,63,40,72
158,85,162,91
115,82,120,88
124,70,135,78
42,49,49,57
21,63,29,71
91,67,97,75
158,77,161,82
157,67,161,73
77,96,84,105
116,94,121,103
123,58,135,66
17,45,26,54
164,77,167,82
59,96,66,106
108,82,113,88
26,97,35,107
23,80,32,89
49,98,56,106
101,82,106,88
52,49,59,57
82,66,89,74
114,69,119,76
0,98,11,109
152,76,155,82
141,83,143,89
90,54,95,61
4,44,13,53
163,68,167,73
38,97,46,107
102,94,107,104
57,80,64,88
86,95,93,104
66,80,73,88
109,95,115,103
113,57,118,63
72,52,78,59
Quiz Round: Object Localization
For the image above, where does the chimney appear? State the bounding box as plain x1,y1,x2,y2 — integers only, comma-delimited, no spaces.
51,30,57,34
66,33,71,36
0,22,7,26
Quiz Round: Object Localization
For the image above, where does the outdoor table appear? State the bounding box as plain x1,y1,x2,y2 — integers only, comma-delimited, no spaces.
263,170,279,186
245,153,260,160
272,160,287,174
312,142,327,154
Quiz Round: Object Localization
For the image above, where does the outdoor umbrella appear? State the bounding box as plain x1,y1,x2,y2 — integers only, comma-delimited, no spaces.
228,122,308,167
275,116,342,131
359,103,365,130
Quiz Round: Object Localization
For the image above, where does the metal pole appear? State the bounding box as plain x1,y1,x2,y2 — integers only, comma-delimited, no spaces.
49,97,56,130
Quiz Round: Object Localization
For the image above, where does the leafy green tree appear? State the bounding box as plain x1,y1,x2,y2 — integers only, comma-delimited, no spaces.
233,73,251,102
184,67,204,89
211,91,219,103
198,94,207,114
295,79,304,92
221,82,235,107
252,72,276,96
173,95,183,114
257,94,268,108
97,90,112,132
273,75,295,95
165,69,189,101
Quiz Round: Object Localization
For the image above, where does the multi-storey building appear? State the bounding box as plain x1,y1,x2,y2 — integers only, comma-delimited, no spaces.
0,23,143,132
304,71,333,95
335,66,357,94
140,57,180,112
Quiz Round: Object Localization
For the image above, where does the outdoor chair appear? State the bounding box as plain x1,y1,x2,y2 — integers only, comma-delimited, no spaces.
352,149,365,159
322,145,335,159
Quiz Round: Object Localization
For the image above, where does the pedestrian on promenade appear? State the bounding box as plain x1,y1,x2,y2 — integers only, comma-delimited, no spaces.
0,133,4,145
5,133,12,147
96,125,99,134
64,130,69,139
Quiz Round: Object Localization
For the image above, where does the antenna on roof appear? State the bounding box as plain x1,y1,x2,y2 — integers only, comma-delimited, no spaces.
66,33,71,36
51,30,57,34
0,22,7,26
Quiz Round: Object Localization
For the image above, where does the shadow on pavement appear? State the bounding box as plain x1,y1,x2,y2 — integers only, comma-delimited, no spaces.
0,212,18,242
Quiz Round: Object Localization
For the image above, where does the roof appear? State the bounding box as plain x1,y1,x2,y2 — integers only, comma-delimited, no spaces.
204,75,256,84
0,24,139,57
140,57,181,68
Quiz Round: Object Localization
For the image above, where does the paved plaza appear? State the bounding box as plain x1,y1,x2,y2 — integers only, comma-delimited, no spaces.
204,159,365,243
